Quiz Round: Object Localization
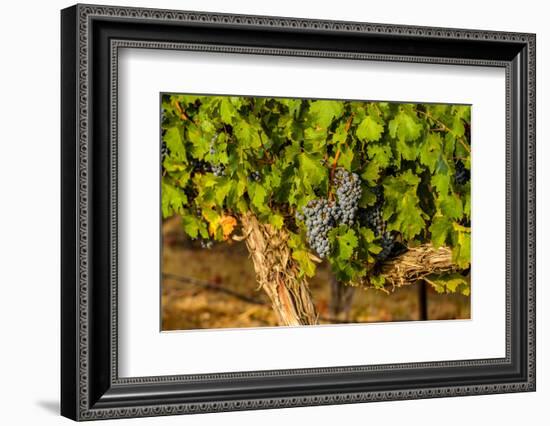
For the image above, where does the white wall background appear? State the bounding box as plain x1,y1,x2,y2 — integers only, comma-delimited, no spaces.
0,0,546,424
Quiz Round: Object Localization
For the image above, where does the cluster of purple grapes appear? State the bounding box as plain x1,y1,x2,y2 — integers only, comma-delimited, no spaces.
211,164,226,177
455,160,470,185
360,206,384,236
294,168,362,259
357,186,402,262
358,186,384,236
376,231,397,262
191,159,212,174
248,171,261,182
209,135,226,177
161,140,170,162
184,134,228,176
295,199,338,259
333,168,362,226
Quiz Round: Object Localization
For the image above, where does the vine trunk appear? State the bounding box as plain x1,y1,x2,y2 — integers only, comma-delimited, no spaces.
240,213,318,326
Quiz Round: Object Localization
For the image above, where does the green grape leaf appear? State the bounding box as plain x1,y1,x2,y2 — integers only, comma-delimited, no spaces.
367,143,393,168
292,249,316,277
161,182,187,217
248,182,268,211
172,94,202,107
431,172,451,196
298,152,326,187
268,213,285,229
336,146,354,170
163,126,186,161
383,170,425,240
368,243,382,255
438,192,463,219
425,273,470,295
419,132,442,173
361,143,393,185
370,274,386,289
361,161,381,185
358,226,376,243
331,121,349,145
451,115,465,137
187,124,210,159
389,109,423,161
279,98,302,117
214,178,232,206
308,100,344,128
356,115,384,142
181,214,201,239
288,232,317,277
451,225,471,268
304,126,328,144
233,116,262,149
388,109,423,142
220,97,237,124
359,187,377,207
429,215,452,248
334,227,358,261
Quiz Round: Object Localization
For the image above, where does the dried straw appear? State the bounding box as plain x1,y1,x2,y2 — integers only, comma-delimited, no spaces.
377,244,457,290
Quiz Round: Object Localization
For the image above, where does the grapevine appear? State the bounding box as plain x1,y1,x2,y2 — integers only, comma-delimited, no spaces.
160,94,472,319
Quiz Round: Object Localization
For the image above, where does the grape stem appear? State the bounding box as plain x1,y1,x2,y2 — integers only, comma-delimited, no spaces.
328,148,341,201
330,148,341,180
344,114,354,132
258,132,274,163
173,100,191,122
329,114,353,184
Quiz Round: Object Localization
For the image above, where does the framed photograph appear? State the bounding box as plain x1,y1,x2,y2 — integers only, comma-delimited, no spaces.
61,4,536,421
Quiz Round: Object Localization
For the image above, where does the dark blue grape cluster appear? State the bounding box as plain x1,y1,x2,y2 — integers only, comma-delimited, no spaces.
360,206,384,236
161,140,170,161
356,187,406,262
248,171,261,182
295,168,362,258
358,186,385,236
377,231,396,261
207,134,226,176
295,199,338,259
211,164,226,177
454,160,470,185
191,159,212,174
371,185,383,200
333,168,362,226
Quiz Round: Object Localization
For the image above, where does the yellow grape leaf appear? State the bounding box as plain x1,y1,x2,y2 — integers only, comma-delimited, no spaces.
214,215,237,240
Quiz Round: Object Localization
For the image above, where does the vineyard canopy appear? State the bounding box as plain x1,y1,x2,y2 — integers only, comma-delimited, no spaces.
161,94,471,297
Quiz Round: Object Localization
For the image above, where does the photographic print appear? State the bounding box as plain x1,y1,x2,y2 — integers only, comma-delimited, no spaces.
160,94,471,331
61,6,535,418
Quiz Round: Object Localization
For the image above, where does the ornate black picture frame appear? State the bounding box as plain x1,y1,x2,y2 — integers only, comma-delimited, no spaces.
61,4,536,421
